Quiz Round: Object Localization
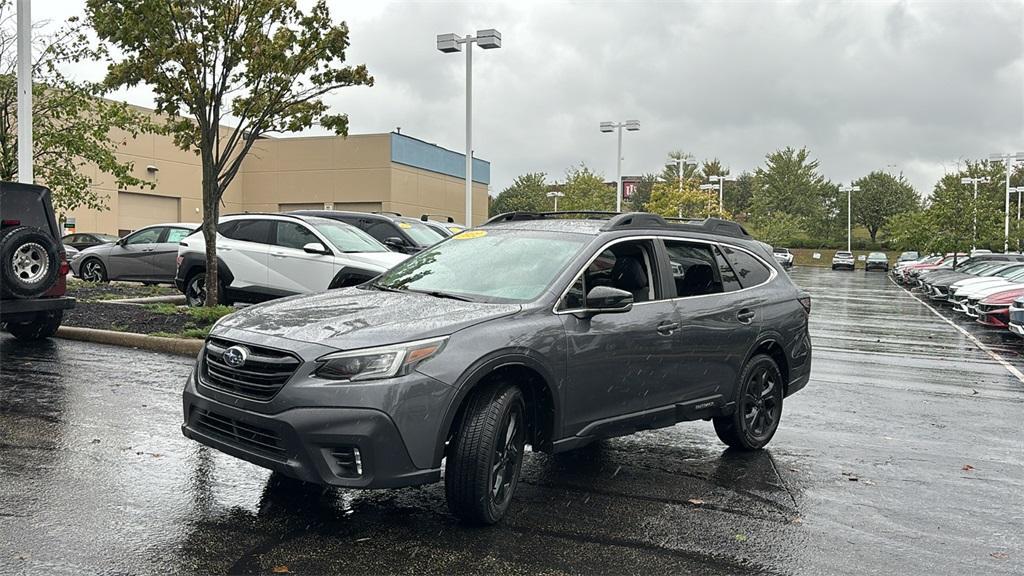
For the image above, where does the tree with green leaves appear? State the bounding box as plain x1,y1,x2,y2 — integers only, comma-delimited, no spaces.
699,158,729,179
559,164,613,212
646,180,729,219
851,171,920,242
751,212,803,247
87,0,373,305
885,209,935,252
658,151,700,186
723,172,755,221
751,147,827,221
0,0,156,216
489,172,548,216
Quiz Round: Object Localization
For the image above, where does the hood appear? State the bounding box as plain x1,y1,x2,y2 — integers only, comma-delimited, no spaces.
214,287,521,351
951,277,1011,291
981,287,1024,305
341,251,408,271
962,281,1020,298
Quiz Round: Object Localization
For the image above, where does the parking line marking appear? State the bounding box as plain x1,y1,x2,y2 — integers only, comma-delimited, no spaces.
889,276,1024,385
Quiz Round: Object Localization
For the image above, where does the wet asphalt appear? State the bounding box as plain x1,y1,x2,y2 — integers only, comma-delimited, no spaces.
1,267,1021,575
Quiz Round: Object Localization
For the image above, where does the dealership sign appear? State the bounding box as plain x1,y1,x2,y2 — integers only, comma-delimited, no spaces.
621,176,642,200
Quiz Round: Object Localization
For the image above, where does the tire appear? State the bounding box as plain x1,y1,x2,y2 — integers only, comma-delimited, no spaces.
80,258,108,283
713,354,784,451
6,309,64,341
0,226,60,299
445,382,527,525
184,270,228,307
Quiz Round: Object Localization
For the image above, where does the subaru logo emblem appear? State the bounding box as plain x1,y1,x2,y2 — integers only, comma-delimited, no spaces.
222,345,248,368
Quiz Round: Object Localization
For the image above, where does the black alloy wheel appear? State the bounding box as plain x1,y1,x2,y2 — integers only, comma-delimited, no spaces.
713,354,784,450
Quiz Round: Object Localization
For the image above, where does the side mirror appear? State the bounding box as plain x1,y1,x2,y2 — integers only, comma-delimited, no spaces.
384,236,406,249
302,242,330,255
580,286,633,316
117,237,127,247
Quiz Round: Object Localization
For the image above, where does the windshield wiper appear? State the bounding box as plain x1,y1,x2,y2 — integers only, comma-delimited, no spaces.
370,282,406,293
409,289,475,302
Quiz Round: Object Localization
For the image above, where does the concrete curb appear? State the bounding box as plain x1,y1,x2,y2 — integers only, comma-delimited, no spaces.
106,294,186,305
56,326,202,357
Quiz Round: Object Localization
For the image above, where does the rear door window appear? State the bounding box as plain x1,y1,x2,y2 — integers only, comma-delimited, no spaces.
720,245,772,289
165,228,192,243
662,240,725,297
222,219,272,244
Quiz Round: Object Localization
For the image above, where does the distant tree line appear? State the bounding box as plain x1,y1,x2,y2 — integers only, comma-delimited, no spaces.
491,146,1024,251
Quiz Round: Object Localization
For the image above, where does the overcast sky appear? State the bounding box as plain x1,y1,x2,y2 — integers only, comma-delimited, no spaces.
32,0,1024,196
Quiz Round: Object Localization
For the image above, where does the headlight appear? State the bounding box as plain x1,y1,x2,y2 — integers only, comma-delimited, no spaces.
315,336,447,382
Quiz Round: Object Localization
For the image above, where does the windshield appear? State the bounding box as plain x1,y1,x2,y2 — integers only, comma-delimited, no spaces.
397,219,445,246
994,265,1024,278
868,253,886,259
899,252,919,261
308,218,388,253
836,252,852,258
773,248,787,254
373,229,589,303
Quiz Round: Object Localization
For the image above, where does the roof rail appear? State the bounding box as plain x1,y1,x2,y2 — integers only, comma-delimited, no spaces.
484,211,619,225
484,211,751,239
420,213,455,223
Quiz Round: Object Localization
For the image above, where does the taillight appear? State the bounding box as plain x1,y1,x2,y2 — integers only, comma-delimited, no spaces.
59,255,70,276
799,295,811,315
1,219,20,226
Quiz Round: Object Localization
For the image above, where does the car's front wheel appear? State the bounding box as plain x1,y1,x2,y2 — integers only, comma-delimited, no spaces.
6,309,64,341
80,258,107,283
713,354,784,450
445,382,526,525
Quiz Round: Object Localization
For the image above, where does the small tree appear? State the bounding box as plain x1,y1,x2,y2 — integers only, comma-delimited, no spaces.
87,0,373,305
0,0,156,215
626,173,657,212
851,171,920,242
646,181,730,219
751,212,803,247
489,172,548,216
559,164,613,212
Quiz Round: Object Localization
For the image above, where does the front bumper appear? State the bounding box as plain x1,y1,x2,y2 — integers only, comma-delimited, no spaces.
181,354,453,489
976,306,1009,328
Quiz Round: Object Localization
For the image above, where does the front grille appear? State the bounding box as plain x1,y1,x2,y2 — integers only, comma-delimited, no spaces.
193,408,285,457
200,337,301,401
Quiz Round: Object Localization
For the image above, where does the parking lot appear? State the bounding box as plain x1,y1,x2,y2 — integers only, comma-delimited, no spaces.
1,266,1021,575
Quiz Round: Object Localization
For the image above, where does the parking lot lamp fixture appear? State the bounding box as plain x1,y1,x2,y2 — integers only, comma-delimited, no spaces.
961,176,991,250
698,183,717,217
437,29,502,226
601,120,640,212
839,184,861,252
546,190,564,211
666,157,697,193
988,152,1024,253
707,175,737,213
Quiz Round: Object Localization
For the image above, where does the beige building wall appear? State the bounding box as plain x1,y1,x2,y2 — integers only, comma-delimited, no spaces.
61,118,490,235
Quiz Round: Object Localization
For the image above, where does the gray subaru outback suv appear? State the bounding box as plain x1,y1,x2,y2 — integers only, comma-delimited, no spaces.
182,212,812,524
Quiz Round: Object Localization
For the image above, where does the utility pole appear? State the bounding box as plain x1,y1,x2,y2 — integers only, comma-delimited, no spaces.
989,153,1024,253
961,176,990,251
600,120,640,212
840,184,861,253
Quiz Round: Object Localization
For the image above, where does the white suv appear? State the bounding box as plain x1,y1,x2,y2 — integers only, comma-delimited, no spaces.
175,213,408,306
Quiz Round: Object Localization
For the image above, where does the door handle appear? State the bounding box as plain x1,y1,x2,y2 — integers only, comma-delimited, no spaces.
271,252,287,258
656,321,680,336
737,308,755,324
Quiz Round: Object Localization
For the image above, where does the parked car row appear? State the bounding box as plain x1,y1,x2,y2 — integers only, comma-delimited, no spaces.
64,211,460,300
893,251,1024,337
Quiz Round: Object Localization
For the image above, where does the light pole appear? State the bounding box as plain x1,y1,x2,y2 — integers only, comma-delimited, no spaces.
600,120,640,212
839,184,861,252
698,183,717,218
707,174,737,213
546,190,564,211
17,0,31,183
666,157,697,193
960,176,990,250
988,152,1024,253
437,29,502,227
1012,186,1024,251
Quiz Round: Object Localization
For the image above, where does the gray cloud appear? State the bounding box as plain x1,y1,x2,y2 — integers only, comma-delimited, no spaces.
32,0,1024,196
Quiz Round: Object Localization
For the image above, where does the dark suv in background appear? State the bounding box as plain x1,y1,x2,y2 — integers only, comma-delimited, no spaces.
1,182,75,340
181,212,812,524
291,210,444,254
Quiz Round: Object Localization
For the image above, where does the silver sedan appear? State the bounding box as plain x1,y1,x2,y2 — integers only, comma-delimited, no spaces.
70,222,199,284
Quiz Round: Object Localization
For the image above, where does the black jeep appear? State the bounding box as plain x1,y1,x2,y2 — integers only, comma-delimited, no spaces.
0,182,76,340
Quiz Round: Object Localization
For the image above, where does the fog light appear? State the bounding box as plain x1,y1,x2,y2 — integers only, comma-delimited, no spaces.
330,446,362,478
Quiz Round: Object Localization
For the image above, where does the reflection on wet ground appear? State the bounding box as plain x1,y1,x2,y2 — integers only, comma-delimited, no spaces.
1,267,1021,575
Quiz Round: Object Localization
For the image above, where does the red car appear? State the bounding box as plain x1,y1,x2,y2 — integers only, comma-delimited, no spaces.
976,287,1024,328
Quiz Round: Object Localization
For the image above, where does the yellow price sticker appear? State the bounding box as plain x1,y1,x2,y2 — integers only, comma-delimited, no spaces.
398,222,412,229
454,230,487,240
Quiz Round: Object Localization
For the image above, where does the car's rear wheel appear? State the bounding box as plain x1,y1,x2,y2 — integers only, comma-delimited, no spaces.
6,309,64,341
714,354,784,450
1,226,60,298
445,382,526,525
80,258,107,283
